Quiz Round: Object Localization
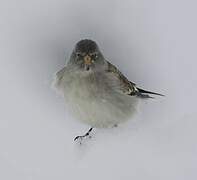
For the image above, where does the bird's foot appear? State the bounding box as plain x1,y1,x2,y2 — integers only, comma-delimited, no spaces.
74,128,93,143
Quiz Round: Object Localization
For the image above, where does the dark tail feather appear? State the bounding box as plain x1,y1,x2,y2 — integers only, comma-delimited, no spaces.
137,87,164,97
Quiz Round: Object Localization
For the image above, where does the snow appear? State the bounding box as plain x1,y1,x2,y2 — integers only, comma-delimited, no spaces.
0,0,197,179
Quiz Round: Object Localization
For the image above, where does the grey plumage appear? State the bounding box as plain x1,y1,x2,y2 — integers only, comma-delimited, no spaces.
53,39,163,139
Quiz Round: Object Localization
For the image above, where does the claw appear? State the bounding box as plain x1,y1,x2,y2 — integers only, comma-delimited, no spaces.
74,136,81,141
74,128,93,142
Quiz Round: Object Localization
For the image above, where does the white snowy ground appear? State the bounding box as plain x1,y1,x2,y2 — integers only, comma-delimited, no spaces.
0,0,197,179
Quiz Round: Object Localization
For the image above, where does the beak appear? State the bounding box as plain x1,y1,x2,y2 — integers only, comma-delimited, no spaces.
84,55,92,65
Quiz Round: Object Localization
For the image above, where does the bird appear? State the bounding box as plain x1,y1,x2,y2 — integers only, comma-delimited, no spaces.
53,39,164,141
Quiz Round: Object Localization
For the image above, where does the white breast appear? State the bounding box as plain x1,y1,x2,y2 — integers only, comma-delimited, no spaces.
53,68,139,128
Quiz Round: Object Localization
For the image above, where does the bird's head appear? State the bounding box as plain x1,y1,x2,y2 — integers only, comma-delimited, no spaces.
68,39,106,72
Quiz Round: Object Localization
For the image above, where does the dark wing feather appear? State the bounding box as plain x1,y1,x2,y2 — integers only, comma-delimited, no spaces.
106,61,137,95
106,61,164,98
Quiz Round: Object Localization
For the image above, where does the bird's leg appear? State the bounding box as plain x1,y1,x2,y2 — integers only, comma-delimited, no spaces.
74,127,93,141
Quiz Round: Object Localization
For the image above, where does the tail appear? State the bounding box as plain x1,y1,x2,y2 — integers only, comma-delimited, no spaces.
137,88,164,96
135,87,164,99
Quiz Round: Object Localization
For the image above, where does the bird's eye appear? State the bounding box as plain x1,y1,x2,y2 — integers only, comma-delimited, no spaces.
91,53,98,59
76,53,82,57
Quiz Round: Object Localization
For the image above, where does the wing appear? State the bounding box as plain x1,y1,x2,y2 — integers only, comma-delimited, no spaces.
105,61,164,98
52,66,67,90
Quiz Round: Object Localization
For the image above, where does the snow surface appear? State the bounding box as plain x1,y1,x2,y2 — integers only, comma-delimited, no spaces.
0,0,197,179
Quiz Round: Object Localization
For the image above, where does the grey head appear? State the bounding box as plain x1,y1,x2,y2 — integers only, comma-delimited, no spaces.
68,39,107,72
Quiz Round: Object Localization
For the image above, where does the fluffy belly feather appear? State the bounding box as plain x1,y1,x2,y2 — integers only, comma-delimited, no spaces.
55,70,138,128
